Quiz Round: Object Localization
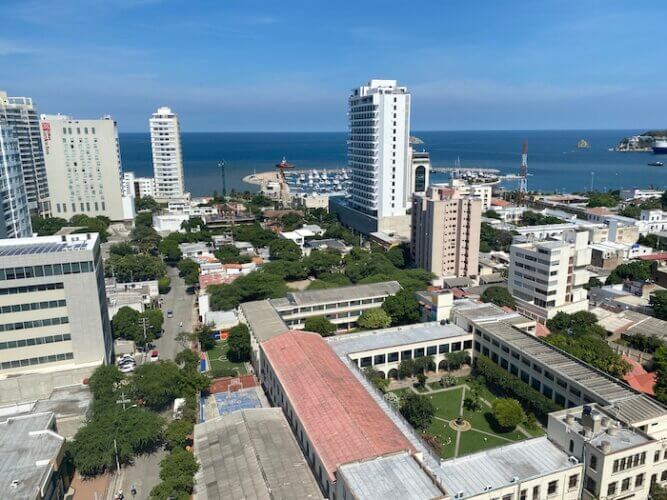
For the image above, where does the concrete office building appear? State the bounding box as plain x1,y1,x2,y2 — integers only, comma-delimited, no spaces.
122,171,156,199
0,234,112,388
443,179,493,210
150,106,185,199
40,114,134,221
333,80,412,237
0,91,50,215
411,185,482,279
0,122,32,238
193,408,323,500
508,230,590,323
269,280,402,331
0,412,66,499
327,321,473,379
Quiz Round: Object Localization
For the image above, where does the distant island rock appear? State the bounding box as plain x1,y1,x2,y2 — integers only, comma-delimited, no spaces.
615,130,667,152
577,139,590,149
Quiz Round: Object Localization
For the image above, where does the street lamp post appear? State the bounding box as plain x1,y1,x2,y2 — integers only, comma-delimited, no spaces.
218,160,226,199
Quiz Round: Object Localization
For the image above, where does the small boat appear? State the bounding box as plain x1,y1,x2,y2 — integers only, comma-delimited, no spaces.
648,161,664,167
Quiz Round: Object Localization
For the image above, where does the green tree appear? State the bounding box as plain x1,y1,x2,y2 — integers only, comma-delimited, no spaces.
307,273,352,290
586,190,621,208
164,418,194,450
31,215,67,235
112,307,142,342
303,249,342,277
382,289,420,325
131,225,162,253
519,211,564,226
158,277,171,294
584,277,603,290
357,308,391,330
196,323,216,352
214,244,242,264
232,223,277,248
483,209,501,219
269,238,302,261
132,361,209,411
134,211,154,228
625,333,663,353
177,259,200,287
227,324,251,362
651,291,667,320
135,196,160,212
398,359,415,379
175,349,200,371
280,212,302,231
400,393,435,431
151,448,199,497
492,398,525,429
106,254,167,283
109,242,137,257
69,215,111,242
386,246,406,268
363,367,389,392
416,373,427,388
159,239,182,263
263,260,308,281
208,271,288,311
606,260,653,285
444,351,470,371
481,286,516,309
480,223,515,252
304,315,337,337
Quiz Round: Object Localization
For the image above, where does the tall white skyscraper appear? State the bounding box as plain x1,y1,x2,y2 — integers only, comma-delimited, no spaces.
150,107,185,199
348,80,411,219
0,122,32,238
40,114,134,221
0,91,50,216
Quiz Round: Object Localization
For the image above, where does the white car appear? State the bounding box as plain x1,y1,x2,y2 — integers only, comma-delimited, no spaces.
119,363,135,373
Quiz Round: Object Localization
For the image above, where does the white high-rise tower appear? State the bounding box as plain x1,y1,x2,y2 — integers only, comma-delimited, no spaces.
0,121,32,238
150,107,184,199
348,80,411,220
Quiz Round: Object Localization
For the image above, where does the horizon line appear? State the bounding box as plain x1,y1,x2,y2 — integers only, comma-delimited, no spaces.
117,128,652,134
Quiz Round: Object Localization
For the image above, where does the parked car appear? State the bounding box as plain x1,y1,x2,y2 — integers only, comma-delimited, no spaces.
149,350,159,362
167,310,173,318
119,363,135,373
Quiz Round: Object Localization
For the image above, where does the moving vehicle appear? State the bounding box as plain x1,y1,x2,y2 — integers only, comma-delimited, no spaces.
149,350,159,362
167,310,173,318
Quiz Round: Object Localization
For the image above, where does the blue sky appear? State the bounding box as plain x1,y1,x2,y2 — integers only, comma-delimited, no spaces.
2,0,667,132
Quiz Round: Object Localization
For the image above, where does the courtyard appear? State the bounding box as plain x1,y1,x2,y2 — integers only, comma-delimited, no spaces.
392,377,544,460
206,339,248,376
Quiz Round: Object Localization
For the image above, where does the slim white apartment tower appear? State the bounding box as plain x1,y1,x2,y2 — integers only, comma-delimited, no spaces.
0,122,32,238
150,107,185,199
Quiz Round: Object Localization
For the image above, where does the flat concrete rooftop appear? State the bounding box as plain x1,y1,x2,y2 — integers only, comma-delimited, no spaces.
270,280,401,308
239,299,288,343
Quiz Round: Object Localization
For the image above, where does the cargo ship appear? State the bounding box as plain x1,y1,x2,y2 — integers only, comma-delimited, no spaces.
653,138,667,154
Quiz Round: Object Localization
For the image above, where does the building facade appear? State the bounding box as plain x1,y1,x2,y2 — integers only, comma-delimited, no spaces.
0,91,50,215
0,122,32,238
122,171,156,199
408,147,430,197
411,185,482,279
40,114,133,221
508,230,590,323
446,179,493,210
0,233,113,377
150,106,185,199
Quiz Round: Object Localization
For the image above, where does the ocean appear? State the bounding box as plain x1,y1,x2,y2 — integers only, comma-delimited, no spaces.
118,130,667,197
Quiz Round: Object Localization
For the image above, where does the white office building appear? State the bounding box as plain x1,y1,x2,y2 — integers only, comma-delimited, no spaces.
442,179,493,210
40,114,134,221
150,107,185,199
508,230,590,323
0,122,32,239
0,91,50,215
0,233,113,405
122,171,156,199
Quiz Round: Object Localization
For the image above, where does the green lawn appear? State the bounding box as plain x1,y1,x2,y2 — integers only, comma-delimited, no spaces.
457,430,514,456
207,340,247,375
427,419,458,459
428,388,464,421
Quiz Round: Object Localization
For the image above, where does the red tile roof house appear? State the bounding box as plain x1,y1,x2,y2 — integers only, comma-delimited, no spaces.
260,330,417,498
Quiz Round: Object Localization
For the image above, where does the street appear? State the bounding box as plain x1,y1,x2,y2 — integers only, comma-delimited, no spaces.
110,266,196,500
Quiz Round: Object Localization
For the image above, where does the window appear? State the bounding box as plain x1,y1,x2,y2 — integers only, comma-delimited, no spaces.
388,352,399,362
568,474,578,490
401,350,412,361
607,482,617,495
569,440,574,453
439,344,450,354
414,348,425,358
590,455,598,471
655,450,660,463
520,490,527,500
621,478,631,491
427,346,437,356
373,354,385,365
636,473,644,487
585,476,597,494
547,480,557,495
532,485,540,499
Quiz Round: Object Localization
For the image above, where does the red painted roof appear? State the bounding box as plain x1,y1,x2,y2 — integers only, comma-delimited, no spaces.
534,323,550,337
451,287,466,299
638,252,667,261
262,330,414,479
623,356,657,396
198,272,237,291
491,198,511,207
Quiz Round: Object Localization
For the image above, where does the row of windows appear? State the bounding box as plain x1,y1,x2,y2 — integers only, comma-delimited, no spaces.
0,333,71,350
607,473,644,496
358,340,473,367
516,475,578,500
0,299,66,314
0,282,64,295
0,352,73,370
0,261,93,281
613,452,646,473
0,316,69,332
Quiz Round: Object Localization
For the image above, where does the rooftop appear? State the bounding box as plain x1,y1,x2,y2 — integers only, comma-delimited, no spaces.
194,408,323,500
262,330,414,480
328,322,470,358
438,437,578,499
338,452,446,500
271,280,401,308
0,412,65,499
239,299,289,343
602,395,667,424
0,233,97,256
480,321,646,404
453,300,523,324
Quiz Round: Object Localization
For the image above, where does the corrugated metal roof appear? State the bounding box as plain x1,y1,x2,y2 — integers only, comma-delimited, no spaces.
338,452,446,500
262,330,414,480
194,408,323,500
439,437,578,499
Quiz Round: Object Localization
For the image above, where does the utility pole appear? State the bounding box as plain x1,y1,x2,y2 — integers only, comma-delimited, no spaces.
218,160,226,199
138,317,149,354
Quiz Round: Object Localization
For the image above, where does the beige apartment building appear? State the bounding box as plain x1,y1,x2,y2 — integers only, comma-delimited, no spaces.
40,114,134,221
0,233,113,404
411,185,481,279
